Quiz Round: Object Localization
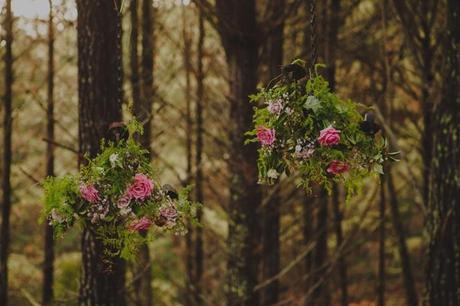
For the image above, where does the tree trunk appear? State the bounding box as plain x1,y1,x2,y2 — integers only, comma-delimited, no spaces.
387,170,418,306
76,1,125,305
427,0,460,303
131,1,153,305
0,0,13,304
377,175,386,306
215,1,261,305
261,1,284,305
311,190,330,306
43,1,55,305
332,184,348,306
139,0,154,153
182,5,195,306
194,8,206,306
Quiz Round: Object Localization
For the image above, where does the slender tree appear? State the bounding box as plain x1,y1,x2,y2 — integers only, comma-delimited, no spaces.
182,4,195,305
427,0,460,300
261,0,285,305
42,0,55,304
377,175,386,306
194,8,206,306
0,0,13,304
214,1,262,305
76,1,125,304
130,1,153,305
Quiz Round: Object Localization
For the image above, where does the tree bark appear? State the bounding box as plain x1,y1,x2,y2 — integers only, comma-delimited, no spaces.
427,0,460,304
311,190,330,306
43,1,55,304
131,1,153,305
387,170,418,306
332,184,348,306
76,0,125,305
377,175,386,306
182,5,195,306
214,1,262,305
0,0,13,304
194,8,206,306
261,1,284,305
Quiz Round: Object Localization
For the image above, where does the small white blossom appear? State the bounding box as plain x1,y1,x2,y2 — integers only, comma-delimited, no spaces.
109,153,120,168
295,144,303,153
267,169,279,179
285,107,293,115
50,208,65,224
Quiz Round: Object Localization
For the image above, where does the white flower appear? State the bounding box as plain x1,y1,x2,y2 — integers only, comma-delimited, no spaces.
50,208,65,224
285,107,293,115
267,169,279,179
109,153,120,168
267,99,284,115
295,144,303,153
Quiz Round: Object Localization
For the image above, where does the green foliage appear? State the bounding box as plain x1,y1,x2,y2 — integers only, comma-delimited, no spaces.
42,119,199,260
248,63,389,195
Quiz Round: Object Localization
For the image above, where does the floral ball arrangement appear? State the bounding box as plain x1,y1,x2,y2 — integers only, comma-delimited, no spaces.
43,121,197,259
247,62,395,194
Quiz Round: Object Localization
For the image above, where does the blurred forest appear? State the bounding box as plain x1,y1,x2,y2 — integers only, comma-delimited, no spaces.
0,0,459,305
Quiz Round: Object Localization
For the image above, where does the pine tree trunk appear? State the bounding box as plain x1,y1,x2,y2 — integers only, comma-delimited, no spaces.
131,1,153,305
43,1,55,304
215,1,261,305
311,190,330,306
261,1,284,304
194,8,206,306
377,175,386,306
0,0,13,304
182,5,195,306
387,170,418,306
427,0,460,303
76,1,125,304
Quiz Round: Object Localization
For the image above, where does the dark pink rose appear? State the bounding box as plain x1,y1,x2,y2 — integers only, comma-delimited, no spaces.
327,160,349,175
318,126,341,146
257,126,276,147
127,174,154,201
80,184,100,203
129,217,153,232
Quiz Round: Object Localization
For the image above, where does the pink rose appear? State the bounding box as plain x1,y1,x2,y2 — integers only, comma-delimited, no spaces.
80,184,100,203
155,205,178,227
267,99,283,115
129,217,153,232
318,126,341,146
257,126,276,147
127,174,154,201
327,160,349,175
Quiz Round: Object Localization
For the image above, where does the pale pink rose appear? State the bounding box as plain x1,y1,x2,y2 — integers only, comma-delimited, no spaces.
267,99,283,115
80,184,101,203
257,126,276,147
326,160,349,175
317,126,341,146
117,194,131,209
126,174,154,201
155,205,178,227
129,217,153,232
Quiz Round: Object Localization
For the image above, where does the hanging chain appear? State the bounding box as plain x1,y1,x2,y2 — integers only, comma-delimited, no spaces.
309,0,318,69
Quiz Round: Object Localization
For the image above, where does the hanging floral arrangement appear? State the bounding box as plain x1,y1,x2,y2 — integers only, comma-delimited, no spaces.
42,120,198,259
247,61,397,194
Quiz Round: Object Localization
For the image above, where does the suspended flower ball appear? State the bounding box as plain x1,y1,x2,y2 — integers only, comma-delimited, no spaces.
42,119,199,260
247,61,394,193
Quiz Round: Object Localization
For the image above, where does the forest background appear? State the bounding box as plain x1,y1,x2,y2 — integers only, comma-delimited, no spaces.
0,0,458,305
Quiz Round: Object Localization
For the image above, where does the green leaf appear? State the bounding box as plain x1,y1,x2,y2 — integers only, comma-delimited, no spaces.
304,95,322,113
